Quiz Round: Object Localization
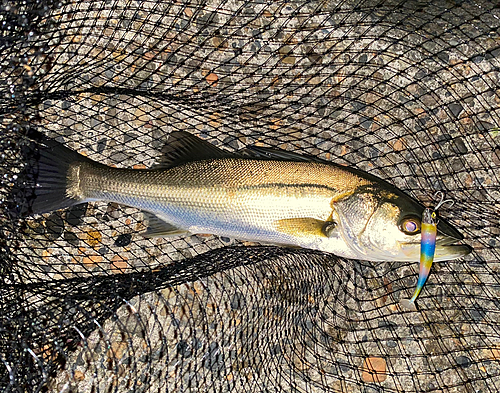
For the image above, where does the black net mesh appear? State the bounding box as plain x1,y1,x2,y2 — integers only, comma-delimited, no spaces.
1,0,500,391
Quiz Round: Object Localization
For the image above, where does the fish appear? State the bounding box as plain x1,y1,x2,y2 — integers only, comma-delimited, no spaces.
24,131,471,262
400,194,454,311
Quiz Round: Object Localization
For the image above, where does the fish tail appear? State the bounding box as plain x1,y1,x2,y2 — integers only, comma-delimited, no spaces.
399,298,417,312
30,137,95,214
8,136,97,217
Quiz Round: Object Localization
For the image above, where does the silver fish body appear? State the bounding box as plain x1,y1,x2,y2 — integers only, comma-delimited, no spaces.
29,131,471,262
74,158,370,257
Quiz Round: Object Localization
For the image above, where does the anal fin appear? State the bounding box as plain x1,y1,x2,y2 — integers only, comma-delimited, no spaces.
142,212,188,238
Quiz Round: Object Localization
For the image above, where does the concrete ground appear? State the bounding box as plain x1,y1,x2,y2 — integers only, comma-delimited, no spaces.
1,0,500,392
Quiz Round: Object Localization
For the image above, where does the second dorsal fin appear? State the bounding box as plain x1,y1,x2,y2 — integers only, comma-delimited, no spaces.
243,145,330,163
153,131,234,169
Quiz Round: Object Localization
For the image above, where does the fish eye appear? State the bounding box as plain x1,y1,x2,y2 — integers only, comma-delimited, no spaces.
399,216,421,235
431,211,437,219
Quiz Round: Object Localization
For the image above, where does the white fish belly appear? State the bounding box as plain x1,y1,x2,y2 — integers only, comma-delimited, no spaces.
136,186,333,246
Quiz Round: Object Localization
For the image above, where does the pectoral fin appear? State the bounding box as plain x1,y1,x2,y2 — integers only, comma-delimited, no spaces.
142,212,188,238
275,218,337,238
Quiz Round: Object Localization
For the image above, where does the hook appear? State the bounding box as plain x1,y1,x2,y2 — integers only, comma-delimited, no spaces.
433,190,454,211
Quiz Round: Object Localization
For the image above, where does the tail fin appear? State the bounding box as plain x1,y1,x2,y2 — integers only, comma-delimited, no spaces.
30,137,94,214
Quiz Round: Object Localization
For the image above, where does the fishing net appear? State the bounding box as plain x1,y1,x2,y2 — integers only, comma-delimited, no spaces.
1,0,500,391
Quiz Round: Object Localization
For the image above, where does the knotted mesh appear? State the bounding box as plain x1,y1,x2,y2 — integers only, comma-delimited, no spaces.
1,0,500,392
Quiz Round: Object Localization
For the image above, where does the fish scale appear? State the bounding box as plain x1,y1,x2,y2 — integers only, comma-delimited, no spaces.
77,159,361,245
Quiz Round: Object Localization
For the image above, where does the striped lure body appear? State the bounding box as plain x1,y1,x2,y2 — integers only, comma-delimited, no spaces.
400,194,452,311
418,220,438,292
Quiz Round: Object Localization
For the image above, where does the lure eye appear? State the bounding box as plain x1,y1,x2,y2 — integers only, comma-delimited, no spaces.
399,216,421,235
431,211,437,220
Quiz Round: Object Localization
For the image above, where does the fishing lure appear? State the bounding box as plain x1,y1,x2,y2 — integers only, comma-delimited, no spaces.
400,192,454,311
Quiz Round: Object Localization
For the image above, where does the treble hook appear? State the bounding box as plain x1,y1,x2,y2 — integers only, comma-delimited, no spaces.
433,190,454,211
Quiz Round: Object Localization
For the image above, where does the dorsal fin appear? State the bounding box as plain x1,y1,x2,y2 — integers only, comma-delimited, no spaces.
153,131,333,169
243,145,330,164
153,131,234,169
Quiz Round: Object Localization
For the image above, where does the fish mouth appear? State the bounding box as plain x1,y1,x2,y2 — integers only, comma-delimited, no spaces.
436,217,464,242
436,236,463,246
434,244,472,261
434,217,472,261
401,234,472,262
399,214,472,262
434,236,472,261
